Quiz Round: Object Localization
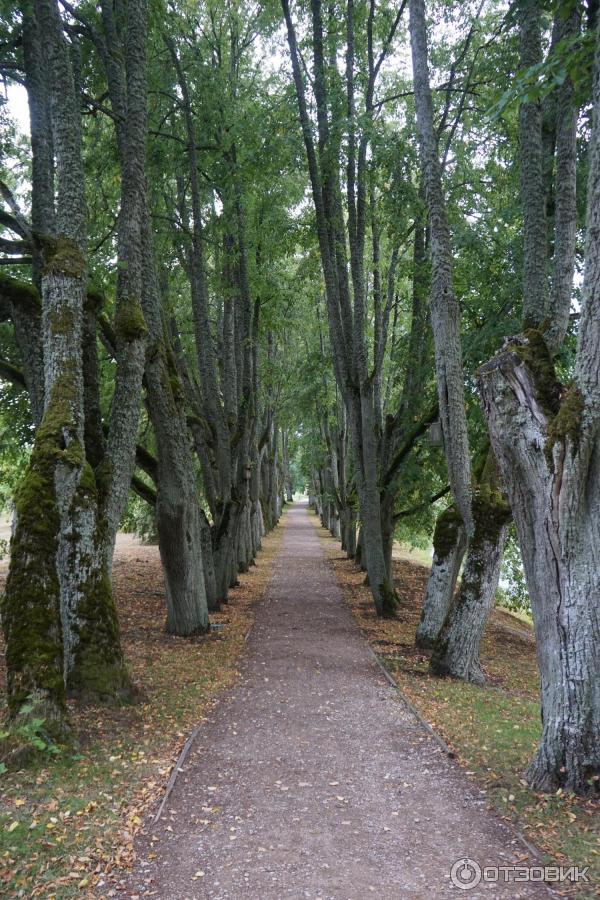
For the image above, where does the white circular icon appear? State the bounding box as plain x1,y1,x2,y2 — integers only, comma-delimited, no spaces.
450,858,482,890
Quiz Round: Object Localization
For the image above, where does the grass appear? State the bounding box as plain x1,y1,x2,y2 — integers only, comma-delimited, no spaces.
0,514,285,898
314,515,600,898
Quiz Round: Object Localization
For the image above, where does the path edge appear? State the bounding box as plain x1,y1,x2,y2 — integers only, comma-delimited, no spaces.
308,509,549,869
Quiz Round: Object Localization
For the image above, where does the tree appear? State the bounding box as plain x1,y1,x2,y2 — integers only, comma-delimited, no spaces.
478,0,599,795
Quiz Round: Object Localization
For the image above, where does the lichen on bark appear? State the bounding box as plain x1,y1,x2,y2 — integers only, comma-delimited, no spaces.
62,460,134,703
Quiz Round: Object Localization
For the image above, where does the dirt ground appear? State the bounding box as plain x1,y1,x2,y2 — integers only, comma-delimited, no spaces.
116,502,550,899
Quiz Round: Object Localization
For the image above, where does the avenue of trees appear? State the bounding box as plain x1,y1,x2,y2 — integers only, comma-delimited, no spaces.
0,0,598,798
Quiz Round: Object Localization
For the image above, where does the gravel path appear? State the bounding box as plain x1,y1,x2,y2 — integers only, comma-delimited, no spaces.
121,502,550,899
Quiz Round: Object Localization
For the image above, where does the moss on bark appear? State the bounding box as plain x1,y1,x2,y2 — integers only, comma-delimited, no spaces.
40,235,86,278
545,383,585,462
0,273,40,309
508,329,561,417
1,407,70,738
115,295,147,342
67,563,133,703
505,333,585,463
432,505,463,561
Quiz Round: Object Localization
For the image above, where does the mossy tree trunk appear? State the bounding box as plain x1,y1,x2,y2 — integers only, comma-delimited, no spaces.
2,0,89,736
474,3,598,796
415,506,465,650
58,0,149,703
430,455,511,683
2,422,69,739
3,0,140,713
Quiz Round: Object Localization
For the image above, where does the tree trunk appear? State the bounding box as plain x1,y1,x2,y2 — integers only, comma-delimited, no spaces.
409,0,473,537
339,503,356,557
518,0,547,329
381,496,395,585
472,5,600,796
156,486,208,635
355,525,366,570
430,464,511,683
415,506,465,649
200,510,218,612
141,221,209,636
349,390,397,616
345,506,357,558
479,341,600,794
2,427,69,738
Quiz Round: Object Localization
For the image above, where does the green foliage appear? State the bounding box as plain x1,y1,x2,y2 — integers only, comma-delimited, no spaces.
121,491,158,543
497,526,531,615
0,696,62,773
488,28,595,121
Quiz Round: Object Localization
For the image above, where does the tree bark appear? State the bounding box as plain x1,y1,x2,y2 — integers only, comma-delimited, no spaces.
142,223,209,635
475,6,600,796
415,505,466,650
518,0,547,329
409,0,473,537
430,455,511,683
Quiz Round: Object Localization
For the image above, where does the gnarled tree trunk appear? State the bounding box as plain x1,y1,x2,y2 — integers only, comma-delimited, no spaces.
479,340,600,794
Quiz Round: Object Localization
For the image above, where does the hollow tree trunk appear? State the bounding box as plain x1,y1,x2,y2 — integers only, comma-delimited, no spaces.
430,467,511,683
415,506,465,649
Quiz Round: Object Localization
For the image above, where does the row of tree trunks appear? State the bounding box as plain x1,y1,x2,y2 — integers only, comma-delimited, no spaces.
283,0,421,617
